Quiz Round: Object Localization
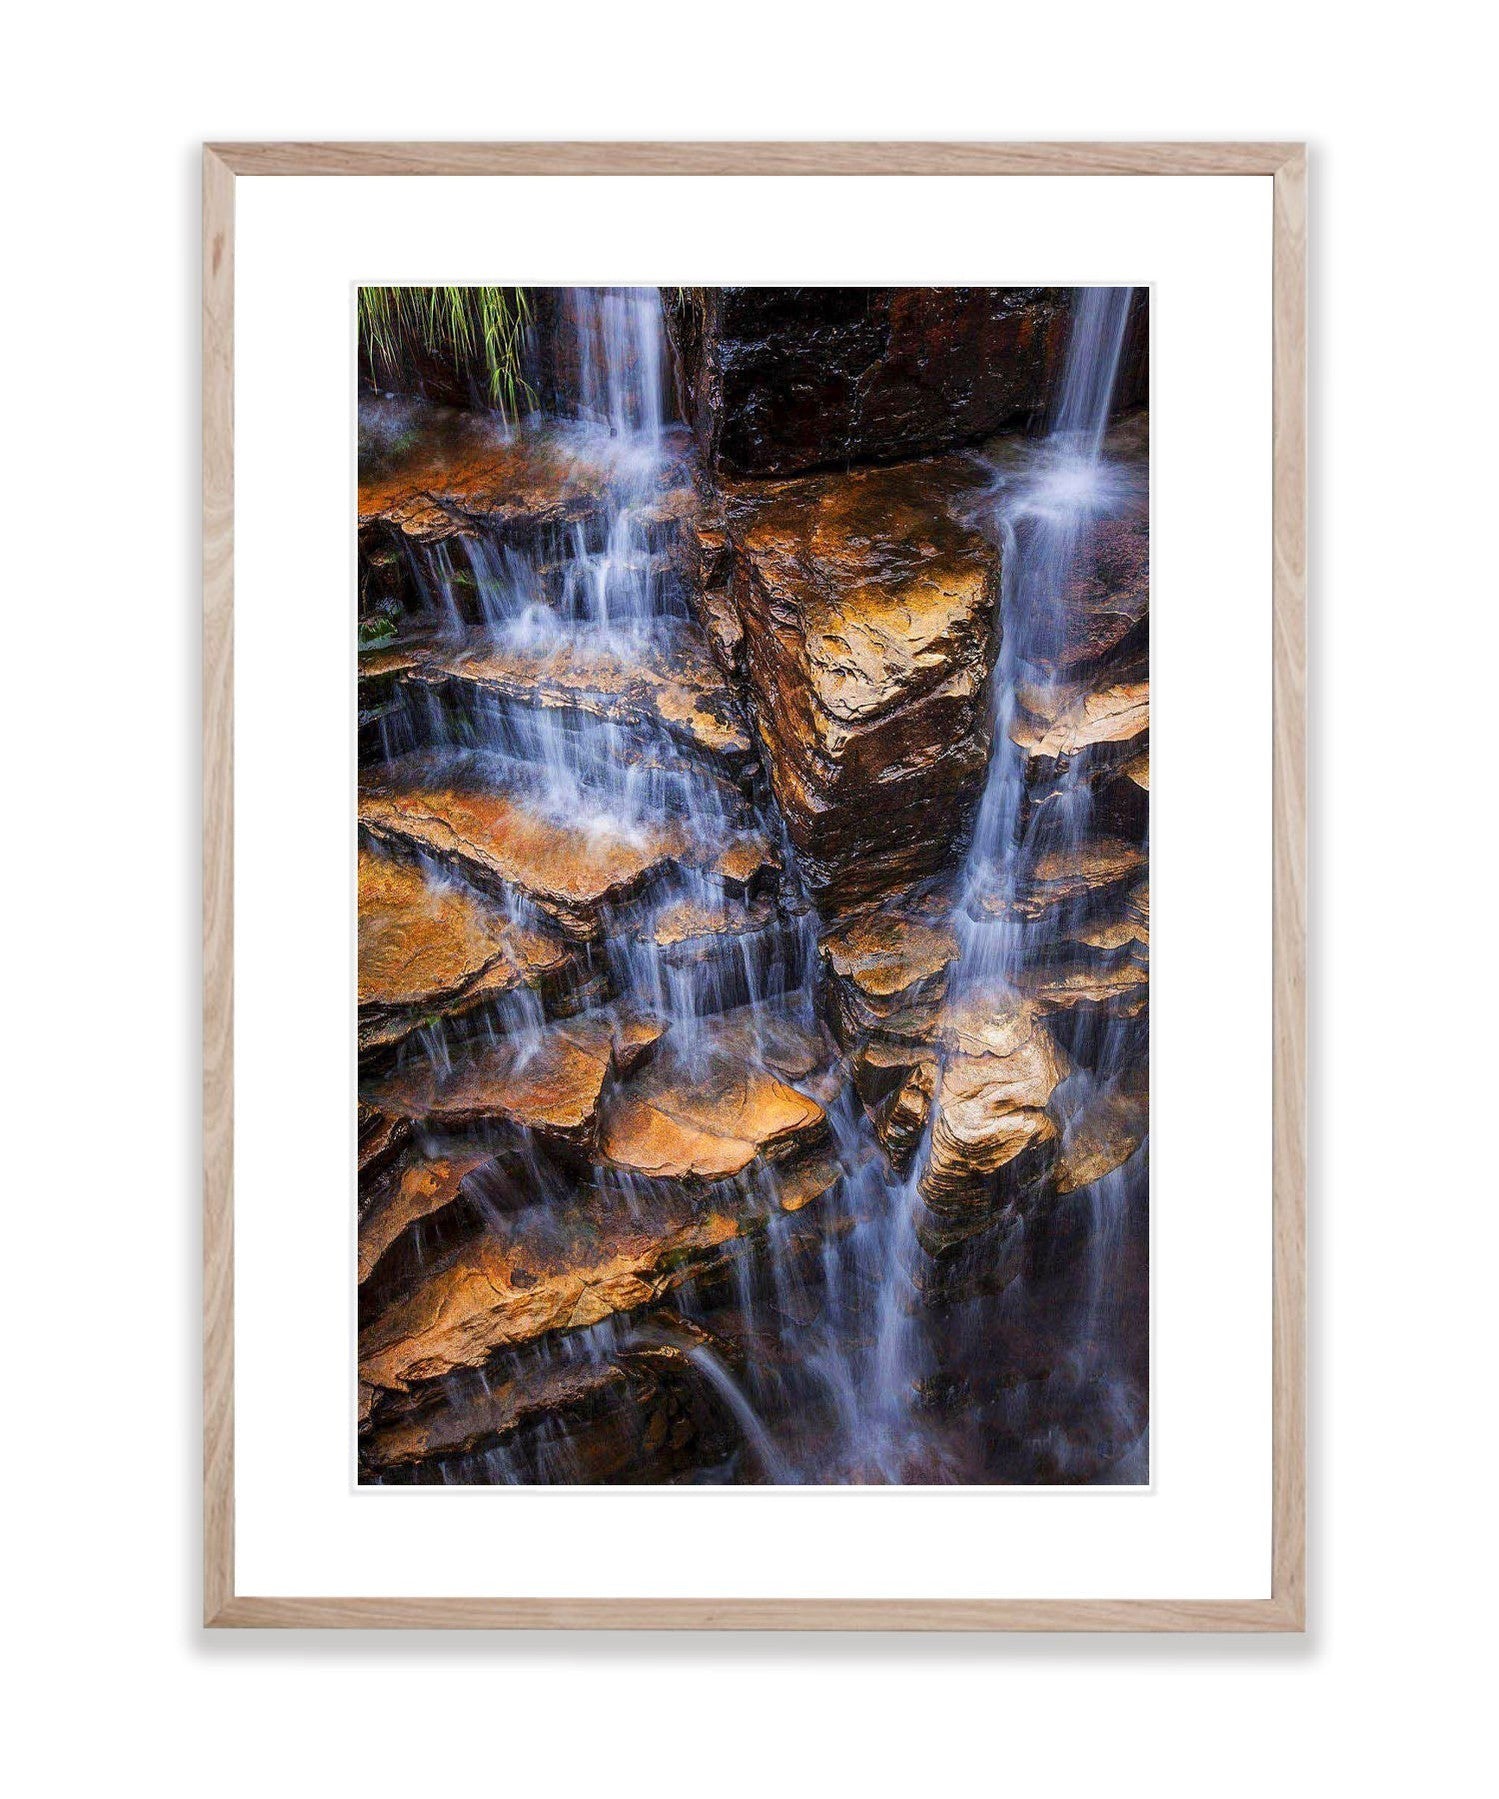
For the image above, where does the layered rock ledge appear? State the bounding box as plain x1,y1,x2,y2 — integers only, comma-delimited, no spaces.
722,457,1000,911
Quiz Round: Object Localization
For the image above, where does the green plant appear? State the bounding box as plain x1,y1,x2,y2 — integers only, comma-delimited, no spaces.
358,287,537,420
357,615,398,649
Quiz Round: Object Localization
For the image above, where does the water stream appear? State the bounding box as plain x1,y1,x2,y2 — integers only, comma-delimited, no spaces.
362,286,1147,1485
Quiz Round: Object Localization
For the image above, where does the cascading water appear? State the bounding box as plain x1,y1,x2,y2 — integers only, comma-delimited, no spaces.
958,285,1139,987
359,285,1148,1487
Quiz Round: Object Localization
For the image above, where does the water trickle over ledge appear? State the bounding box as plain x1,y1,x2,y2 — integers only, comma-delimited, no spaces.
356,286,1150,1485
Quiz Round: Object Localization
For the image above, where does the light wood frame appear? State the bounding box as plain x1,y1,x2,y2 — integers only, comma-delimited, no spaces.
203,140,1306,1631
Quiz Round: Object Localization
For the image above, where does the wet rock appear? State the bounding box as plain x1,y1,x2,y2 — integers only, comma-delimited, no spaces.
358,1197,742,1393
919,988,1068,1221
1011,678,1149,776
625,893,796,1013
667,288,1074,477
1065,881,1150,956
357,849,577,1055
357,1063,835,1397
363,1357,632,1471
1054,1077,1149,1196
359,777,684,941
358,400,696,551
725,458,1000,910
361,1333,739,1482
412,621,755,775
1021,958,1149,1022
860,1046,939,1171
969,836,1147,926
600,1032,828,1185
358,1150,493,1286
986,411,1149,679
821,907,960,1041
358,1104,410,1181
706,1000,845,1110
364,1010,667,1151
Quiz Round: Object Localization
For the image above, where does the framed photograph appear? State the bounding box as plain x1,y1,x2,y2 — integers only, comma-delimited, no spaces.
204,141,1305,1629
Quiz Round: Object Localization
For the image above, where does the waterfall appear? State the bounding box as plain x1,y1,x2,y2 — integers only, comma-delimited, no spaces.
360,285,1148,1487
957,285,1138,991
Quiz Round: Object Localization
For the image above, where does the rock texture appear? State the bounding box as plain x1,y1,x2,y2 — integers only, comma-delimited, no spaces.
365,1009,666,1149
920,988,1069,1227
723,457,1000,910
358,849,578,1055
412,622,755,775
668,288,1075,476
359,776,683,941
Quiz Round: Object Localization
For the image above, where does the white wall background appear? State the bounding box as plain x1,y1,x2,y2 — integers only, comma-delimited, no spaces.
5,5,1492,1794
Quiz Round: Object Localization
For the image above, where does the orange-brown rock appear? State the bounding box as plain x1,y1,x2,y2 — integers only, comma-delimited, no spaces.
859,1044,938,1170
600,1035,828,1185
358,401,695,549
724,457,999,909
363,1356,634,1471
1066,881,1150,956
972,837,1147,926
1011,678,1149,774
821,907,960,1042
1021,958,1149,1021
706,1000,844,1109
920,987,1068,1219
1055,1078,1149,1195
358,1199,743,1392
356,1081,836,1396
358,1151,493,1285
359,778,683,941
1018,437,1148,677
361,1335,737,1481
358,1105,410,1180
364,1010,666,1150
412,622,755,772
358,849,576,1053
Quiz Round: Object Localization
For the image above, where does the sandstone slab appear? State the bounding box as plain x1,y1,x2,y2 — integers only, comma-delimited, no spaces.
359,775,684,941
358,849,577,1054
725,457,1000,909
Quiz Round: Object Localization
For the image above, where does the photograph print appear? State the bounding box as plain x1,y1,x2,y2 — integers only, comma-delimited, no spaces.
355,285,1150,1486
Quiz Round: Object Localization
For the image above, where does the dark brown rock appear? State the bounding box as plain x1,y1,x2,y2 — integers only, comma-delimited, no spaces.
667,288,1075,476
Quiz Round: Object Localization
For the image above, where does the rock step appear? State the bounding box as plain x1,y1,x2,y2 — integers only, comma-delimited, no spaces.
985,413,1149,679
612,891,814,1020
363,1006,668,1152
361,1332,737,1482
1011,677,1148,778
359,403,699,552
405,621,755,774
362,1001,840,1176
966,836,1147,926
1054,1077,1149,1196
356,1002,842,1393
820,905,959,1042
359,760,779,942
358,849,585,1058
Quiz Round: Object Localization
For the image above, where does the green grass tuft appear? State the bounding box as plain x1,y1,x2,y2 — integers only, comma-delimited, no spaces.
359,287,537,420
